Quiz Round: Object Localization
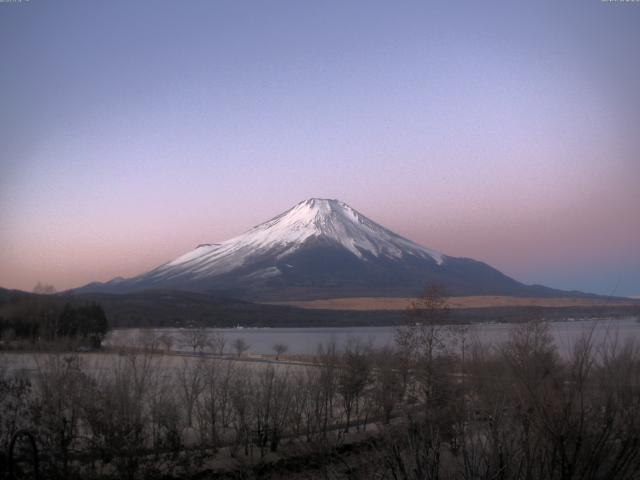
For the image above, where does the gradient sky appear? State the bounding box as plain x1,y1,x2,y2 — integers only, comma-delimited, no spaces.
1,0,639,296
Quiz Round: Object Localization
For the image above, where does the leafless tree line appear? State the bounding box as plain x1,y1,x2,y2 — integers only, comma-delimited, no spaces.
353,285,640,480
0,337,384,479
2,310,640,478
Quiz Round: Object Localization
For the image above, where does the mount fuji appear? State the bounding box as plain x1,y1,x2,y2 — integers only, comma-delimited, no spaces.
76,198,579,300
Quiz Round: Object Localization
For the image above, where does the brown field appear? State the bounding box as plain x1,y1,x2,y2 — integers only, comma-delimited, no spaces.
265,296,640,311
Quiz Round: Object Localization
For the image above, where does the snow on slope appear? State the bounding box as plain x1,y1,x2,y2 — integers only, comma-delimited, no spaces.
144,198,443,282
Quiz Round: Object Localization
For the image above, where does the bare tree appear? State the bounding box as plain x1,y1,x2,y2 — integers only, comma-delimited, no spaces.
450,324,470,370
373,346,404,424
338,337,372,432
500,320,559,389
138,329,160,353
252,365,293,455
288,369,310,437
232,338,250,357
158,332,173,353
32,354,89,478
395,283,451,403
182,328,208,354
397,283,450,358
197,359,235,446
177,358,206,428
272,343,288,360
229,366,252,456
81,351,158,479
208,331,227,356
314,341,338,438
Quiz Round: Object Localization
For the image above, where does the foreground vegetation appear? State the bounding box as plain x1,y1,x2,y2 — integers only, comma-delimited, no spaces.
1,326,640,478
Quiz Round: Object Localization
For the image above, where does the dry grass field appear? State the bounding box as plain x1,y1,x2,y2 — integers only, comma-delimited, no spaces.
266,295,640,311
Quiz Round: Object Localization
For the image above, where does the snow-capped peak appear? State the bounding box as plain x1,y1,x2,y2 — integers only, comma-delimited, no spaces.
147,198,443,281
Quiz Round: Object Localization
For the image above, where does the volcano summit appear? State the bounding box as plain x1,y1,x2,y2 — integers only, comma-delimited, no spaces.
77,198,578,300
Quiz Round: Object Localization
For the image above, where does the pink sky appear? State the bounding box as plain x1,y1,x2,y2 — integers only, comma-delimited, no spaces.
1,1,639,296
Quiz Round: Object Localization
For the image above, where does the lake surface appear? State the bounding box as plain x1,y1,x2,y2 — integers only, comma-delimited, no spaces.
106,317,640,357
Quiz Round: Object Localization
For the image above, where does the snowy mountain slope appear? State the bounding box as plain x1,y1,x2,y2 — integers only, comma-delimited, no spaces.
75,198,579,300
148,198,443,280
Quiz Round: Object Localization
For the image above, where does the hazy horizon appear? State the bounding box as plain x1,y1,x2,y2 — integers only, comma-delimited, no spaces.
1,1,639,296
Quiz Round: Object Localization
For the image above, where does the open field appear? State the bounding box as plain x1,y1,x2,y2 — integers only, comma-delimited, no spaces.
266,295,640,311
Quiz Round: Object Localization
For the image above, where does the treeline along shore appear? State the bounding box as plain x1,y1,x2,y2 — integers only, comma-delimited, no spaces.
4,288,638,329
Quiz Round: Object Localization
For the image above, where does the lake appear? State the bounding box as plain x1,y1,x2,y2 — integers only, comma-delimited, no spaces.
106,317,640,357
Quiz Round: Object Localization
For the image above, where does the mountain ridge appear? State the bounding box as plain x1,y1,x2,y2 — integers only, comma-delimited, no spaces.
72,198,603,300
